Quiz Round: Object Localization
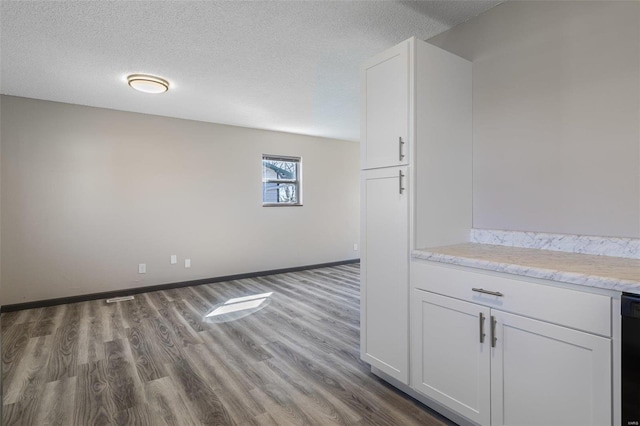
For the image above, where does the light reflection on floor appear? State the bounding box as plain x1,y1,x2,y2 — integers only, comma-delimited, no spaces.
203,292,273,323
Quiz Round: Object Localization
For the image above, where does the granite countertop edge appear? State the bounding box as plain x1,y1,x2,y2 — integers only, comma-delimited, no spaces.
411,246,640,295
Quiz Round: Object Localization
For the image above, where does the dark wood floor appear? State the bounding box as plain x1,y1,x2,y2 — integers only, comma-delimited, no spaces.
1,264,452,425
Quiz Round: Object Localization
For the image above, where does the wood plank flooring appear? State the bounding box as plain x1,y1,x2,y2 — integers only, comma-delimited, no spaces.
2,264,453,425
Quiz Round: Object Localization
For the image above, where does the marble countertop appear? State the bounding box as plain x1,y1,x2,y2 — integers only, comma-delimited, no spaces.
412,243,640,295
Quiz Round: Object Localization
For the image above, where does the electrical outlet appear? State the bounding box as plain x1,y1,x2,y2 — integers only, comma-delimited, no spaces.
170,255,177,264
185,258,191,268
138,263,146,274
353,243,358,251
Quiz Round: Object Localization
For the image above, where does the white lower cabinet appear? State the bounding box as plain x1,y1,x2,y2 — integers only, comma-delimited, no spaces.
411,291,491,425
360,166,409,383
412,287,612,426
491,310,611,426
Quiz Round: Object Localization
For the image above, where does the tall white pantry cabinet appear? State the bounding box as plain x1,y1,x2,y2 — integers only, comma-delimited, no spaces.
360,37,472,385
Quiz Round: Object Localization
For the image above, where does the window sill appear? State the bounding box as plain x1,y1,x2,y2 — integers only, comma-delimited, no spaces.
262,203,303,207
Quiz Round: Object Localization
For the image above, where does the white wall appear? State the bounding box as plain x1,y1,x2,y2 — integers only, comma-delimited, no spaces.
0,95,360,305
430,1,640,238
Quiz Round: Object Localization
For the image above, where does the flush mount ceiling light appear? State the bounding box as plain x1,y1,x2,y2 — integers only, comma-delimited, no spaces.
127,74,169,94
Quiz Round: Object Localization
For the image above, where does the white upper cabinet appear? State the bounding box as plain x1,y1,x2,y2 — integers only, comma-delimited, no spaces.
361,40,410,170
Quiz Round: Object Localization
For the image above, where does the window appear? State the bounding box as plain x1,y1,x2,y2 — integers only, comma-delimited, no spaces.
262,155,302,206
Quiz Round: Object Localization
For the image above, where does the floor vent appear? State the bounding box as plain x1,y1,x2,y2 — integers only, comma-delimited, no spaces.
106,295,135,303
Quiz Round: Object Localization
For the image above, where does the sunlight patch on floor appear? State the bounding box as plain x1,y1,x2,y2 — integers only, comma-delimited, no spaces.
203,292,273,323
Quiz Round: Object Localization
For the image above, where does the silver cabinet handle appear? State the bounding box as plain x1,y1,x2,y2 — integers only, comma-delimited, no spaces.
399,170,405,194
472,288,504,297
490,315,497,348
479,312,486,344
398,137,405,161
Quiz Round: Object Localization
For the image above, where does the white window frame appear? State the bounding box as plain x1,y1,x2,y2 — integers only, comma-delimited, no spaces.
262,154,303,207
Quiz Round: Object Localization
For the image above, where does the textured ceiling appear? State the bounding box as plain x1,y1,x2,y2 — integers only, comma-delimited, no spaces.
1,1,499,141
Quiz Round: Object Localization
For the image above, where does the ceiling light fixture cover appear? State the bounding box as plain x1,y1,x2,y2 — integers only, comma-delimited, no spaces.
127,74,169,94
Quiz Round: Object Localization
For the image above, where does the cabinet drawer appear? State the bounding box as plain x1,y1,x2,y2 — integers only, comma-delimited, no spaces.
411,260,611,337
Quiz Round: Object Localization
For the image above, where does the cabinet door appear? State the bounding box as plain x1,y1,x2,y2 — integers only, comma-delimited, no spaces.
491,311,612,426
411,290,491,426
361,166,409,383
361,40,410,169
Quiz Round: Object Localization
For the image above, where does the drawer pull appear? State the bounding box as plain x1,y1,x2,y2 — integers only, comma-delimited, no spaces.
472,288,504,297
479,312,486,344
490,315,497,348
